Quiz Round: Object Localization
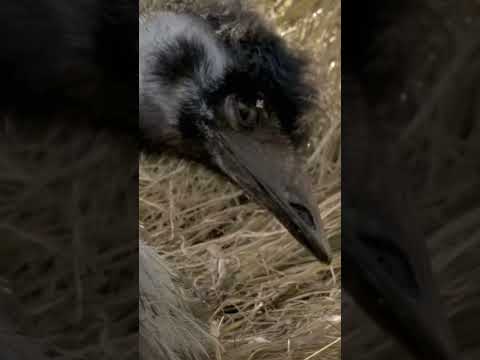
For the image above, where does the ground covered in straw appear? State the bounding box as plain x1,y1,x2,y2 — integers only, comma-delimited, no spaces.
139,1,341,359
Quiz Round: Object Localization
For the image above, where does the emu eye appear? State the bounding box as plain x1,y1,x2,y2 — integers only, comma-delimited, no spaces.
224,95,258,130
237,101,258,129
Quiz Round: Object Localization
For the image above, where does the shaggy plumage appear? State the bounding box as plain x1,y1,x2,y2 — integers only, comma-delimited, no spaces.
140,240,214,360
0,0,137,130
140,2,313,153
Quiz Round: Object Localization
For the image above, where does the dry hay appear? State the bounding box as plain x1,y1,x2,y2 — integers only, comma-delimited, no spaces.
0,123,138,359
139,0,341,359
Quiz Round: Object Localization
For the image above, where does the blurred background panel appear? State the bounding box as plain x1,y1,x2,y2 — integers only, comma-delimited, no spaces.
0,2,138,359
342,1,480,359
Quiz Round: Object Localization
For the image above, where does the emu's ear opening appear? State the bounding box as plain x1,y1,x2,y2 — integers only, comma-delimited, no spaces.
205,125,332,263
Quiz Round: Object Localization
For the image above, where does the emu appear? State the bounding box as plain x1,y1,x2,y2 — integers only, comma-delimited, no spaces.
139,4,333,358
139,9,332,263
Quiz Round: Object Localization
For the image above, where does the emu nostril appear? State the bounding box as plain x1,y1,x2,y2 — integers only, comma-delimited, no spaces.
289,202,316,229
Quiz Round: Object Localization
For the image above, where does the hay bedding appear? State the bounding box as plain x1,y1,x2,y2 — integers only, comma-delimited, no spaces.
0,123,138,359
139,0,341,359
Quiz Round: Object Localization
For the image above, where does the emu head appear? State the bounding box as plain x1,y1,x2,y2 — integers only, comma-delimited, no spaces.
139,10,332,263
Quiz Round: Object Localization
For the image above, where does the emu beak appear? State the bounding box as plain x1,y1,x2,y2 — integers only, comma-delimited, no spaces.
206,127,332,264
343,203,458,360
